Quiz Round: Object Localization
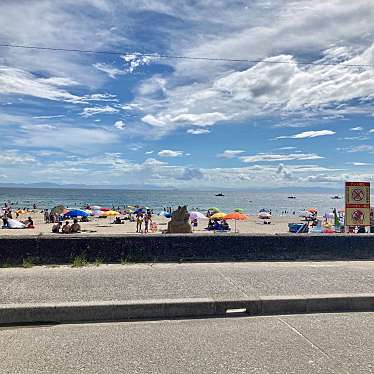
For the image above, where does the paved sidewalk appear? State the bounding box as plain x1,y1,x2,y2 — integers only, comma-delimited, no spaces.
1,261,374,305
1,313,374,373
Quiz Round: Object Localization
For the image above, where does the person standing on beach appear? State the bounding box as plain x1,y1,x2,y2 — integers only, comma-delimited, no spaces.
136,213,143,233
144,213,152,234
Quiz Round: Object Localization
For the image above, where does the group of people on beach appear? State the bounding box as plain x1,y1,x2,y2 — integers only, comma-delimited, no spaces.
136,210,154,233
52,219,81,234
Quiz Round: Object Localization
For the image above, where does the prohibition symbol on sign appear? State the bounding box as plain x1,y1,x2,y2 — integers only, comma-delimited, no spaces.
352,209,364,222
352,188,365,202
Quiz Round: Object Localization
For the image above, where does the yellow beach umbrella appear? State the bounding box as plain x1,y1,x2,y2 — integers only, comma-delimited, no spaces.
210,212,227,220
105,210,120,216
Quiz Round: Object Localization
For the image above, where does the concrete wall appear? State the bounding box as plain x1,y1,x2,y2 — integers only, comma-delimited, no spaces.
1,234,374,265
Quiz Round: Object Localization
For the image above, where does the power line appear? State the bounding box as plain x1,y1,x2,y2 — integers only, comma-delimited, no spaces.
0,42,373,69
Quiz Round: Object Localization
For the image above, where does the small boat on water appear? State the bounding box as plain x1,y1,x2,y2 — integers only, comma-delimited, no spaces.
331,195,342,199
288,195,296,199
215,193,224,197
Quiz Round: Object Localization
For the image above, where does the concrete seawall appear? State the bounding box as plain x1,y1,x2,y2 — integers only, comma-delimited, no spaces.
1,234,374,265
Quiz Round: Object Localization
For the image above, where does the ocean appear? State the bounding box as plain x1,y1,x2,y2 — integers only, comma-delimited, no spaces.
0,187,347,216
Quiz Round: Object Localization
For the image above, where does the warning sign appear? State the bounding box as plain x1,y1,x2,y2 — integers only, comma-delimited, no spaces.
345,207,370,226
345,182,370,206
345,182,371,226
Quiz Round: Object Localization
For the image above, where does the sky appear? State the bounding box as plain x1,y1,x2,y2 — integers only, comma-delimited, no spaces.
1,0,374,190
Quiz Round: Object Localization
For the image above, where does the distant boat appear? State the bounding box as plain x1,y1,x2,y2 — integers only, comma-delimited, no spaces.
215,193,224,197
331,195,342,200
288,195,296,199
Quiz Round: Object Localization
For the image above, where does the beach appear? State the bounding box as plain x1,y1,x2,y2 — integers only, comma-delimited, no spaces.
0,211,303,236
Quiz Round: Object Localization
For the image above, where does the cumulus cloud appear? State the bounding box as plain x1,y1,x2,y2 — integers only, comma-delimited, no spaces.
350,126,364,131
217,150,245,159
176,168,204,180
80,105,119,117
158,150,184,157
277,130,336,139
276,163,293,180
186,128,210,135
240,153,324,163
121,53,156,74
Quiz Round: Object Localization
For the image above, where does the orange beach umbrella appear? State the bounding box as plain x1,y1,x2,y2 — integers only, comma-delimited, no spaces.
224,212,249,221
224,212,249,233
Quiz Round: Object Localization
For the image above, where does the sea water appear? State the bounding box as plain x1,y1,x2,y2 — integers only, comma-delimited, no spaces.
0,187,347,216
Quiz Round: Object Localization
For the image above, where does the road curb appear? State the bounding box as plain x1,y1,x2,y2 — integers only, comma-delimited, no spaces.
1,294,374,325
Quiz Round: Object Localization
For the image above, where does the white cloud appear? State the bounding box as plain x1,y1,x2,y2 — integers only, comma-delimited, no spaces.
0,151,36,165
240,153,324,163
145,150,154,155
277,130,336,139
346,145,374,153
14,126,118,150
121,53,156,74
0,66,84,103
187,128,210,135
93,63,125,79
350,126,363,131
349,162,371,166
114,120,125,130
80,105,119,117
158,150,184,157
217,150,245,159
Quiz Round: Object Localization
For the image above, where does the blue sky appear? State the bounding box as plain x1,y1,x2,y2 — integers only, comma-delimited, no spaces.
1,0,374,189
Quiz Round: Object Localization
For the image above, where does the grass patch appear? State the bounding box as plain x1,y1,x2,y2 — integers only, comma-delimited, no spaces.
94,257,103,267
22,258,34,268
71,255,88,268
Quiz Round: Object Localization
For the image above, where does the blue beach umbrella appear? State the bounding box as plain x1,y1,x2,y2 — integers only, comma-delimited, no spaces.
64,209,89,218
158,211,172,218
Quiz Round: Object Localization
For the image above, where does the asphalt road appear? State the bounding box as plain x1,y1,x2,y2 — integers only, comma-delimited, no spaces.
1,261,374,304
0,312,373,373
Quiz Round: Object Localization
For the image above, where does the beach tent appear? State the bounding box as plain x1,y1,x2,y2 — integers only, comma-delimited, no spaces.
6,219,26,229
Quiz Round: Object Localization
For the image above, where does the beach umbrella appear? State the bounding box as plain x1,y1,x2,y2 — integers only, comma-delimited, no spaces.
234,208,244,212
64,209,89,218
189,211,207,220
100,207,110,211
91,205,101,210
159,211,172,218
51,205,65,215
105,210,120,216
307,208,317,213
224,212,249,233
208,207,220,213
224,212,249,220
210,212,226,220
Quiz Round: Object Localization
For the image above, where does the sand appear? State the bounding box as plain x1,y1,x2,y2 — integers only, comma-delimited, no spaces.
0,212,304,236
